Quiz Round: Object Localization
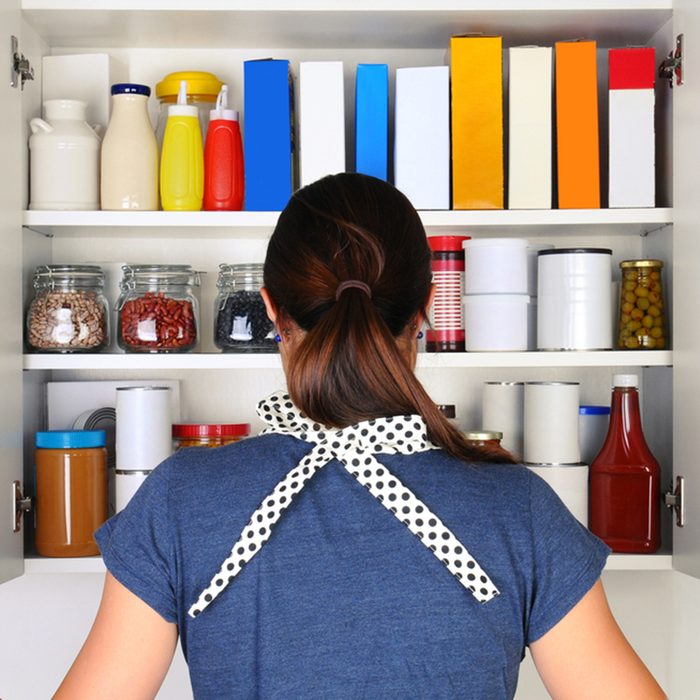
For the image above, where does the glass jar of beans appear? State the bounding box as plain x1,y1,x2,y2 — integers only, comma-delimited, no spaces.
214,264,276,352
26,265,109,352
117,264,200,352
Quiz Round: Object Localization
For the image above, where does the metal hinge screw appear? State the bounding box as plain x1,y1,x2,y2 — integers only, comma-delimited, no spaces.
10,35,34,90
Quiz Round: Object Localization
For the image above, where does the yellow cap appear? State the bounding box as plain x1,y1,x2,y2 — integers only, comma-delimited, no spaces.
156,71,223,102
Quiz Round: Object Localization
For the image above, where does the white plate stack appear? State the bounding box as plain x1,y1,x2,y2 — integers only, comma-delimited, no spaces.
462,238,530,351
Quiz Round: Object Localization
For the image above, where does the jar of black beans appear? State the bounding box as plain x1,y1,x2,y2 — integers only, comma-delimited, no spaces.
214,263,276,353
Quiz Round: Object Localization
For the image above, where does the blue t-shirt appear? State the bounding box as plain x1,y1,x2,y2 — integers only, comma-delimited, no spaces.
95,434,609,699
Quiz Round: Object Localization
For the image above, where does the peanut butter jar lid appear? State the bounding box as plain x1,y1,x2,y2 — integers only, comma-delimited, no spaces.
36,430,106,449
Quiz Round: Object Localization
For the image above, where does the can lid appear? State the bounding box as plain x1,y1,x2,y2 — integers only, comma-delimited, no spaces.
620,259,664,268
579,405,611,415
613,374,639,388
464,431,503,441
36,430,106,449
155,71,223,100
538,247,613,256
172,423,251,438
428,235,471,251
111,83,151,97
462,237,528,248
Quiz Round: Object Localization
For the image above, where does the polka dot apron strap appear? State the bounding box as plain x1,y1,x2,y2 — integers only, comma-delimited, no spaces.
187,392,500,619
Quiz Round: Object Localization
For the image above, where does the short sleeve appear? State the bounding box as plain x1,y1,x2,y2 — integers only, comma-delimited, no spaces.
94,462,178,623
525,472,611,644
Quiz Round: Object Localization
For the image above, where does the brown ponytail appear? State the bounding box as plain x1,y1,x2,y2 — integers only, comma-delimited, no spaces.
264,173,514,465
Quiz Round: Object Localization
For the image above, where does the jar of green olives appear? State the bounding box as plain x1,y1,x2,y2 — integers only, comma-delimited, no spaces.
617,260,667,350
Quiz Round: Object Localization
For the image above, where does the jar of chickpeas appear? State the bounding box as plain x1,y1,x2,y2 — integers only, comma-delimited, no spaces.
617,260,667,350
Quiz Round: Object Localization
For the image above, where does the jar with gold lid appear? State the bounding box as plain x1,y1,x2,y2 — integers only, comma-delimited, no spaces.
617,260,667,350
463,431,503,449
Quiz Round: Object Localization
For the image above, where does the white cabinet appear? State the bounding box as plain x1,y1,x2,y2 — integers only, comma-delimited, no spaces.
2,1,699,697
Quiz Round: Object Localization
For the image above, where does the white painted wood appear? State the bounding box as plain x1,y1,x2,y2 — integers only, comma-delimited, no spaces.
672,0,700,585
0,0,25,586
22,350,673,371
23,206,673,230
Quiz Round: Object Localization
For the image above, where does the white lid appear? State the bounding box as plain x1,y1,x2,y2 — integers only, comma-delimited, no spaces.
210,108,238,121
613,374,639,388
168,104,198,117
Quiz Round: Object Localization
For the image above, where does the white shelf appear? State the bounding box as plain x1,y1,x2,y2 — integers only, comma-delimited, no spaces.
23,350,672,371
23,208,673,239
20,1,672,49
22,552,672,575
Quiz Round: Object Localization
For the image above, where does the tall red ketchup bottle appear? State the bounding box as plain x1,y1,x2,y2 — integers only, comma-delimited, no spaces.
589,374,661,553
203,85,244,210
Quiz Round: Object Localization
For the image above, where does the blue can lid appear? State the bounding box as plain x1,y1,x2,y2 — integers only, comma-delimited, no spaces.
579,405,611,416
36,430,106,449
111,83,151,97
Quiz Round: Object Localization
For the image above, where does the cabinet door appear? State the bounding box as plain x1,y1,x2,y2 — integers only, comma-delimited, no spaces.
672,1,700,579
0,0,25,585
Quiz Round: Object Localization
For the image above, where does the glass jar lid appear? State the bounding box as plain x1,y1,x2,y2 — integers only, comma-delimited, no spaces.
464,431,503,441
217,263,264,289
120,264,201,290
33,264,105,290
620,259,664,268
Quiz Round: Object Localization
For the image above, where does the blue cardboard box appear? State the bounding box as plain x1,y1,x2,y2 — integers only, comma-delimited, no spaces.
355,64,388,181
244,59,295,210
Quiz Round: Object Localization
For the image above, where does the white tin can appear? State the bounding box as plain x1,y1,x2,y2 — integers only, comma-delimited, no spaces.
537,248,613,350
464,294,529,351
526,463,589,526
523,381,581,464
463,238,529,295
482,381,524,458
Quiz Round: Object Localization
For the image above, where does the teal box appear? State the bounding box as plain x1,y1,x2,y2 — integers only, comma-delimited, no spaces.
355,64,388,180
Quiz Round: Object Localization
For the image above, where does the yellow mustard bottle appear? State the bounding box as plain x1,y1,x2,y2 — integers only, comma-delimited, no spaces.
160,80,204,211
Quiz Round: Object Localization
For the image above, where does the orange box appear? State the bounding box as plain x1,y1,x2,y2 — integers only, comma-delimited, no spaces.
555,41,600,209
450,36,503,210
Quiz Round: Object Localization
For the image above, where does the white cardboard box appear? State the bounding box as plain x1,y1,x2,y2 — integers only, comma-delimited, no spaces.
42,53,128,131
508,46,552,209
394,66,450,210
299,61,346,187
609,89,655,207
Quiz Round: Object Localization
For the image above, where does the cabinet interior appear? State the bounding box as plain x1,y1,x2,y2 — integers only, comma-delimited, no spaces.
18,4,677,560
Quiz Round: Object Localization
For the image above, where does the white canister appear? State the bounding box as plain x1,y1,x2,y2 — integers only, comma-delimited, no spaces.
526,463,589,526
527,243,554,297
482,381,524,458
115,470,151,512
115,386,172,471
523,381,581,464
579,405,611,466
537,248,613,350
29,99,101,210
463,238,529,295
464,294,529,351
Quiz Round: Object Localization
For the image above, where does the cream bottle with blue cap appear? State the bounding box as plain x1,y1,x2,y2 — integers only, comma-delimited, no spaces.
160,79,204,211
101,83,158,210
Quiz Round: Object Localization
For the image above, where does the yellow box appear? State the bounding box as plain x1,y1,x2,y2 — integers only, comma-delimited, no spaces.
450,35,504,210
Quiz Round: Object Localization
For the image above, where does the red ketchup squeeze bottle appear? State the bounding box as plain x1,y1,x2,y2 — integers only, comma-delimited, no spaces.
203,85,244,210
589,374,661,553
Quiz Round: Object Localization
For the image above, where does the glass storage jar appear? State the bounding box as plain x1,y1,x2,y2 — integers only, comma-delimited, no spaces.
214,263,276,352
26,265,109,352
463,431,503,449
617,259,667,350
172,423,251,449
117,264,200,352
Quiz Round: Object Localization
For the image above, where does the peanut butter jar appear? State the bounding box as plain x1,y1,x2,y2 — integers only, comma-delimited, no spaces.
35,430,108,557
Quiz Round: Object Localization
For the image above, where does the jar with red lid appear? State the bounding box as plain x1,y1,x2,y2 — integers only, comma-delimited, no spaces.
426,235,470,352
172,423,251,449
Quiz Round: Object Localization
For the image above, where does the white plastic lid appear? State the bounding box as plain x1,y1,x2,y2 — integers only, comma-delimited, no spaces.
613,374,639,388
210,108,238,121
462,238,529,249
168,104,199,117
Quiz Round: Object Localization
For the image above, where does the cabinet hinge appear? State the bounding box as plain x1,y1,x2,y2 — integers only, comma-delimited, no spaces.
659,33,683,89
663,475,685,528
10,35,34,90
11,480,32,533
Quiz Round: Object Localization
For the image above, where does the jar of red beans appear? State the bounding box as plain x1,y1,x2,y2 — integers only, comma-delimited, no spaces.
117,264,200,352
